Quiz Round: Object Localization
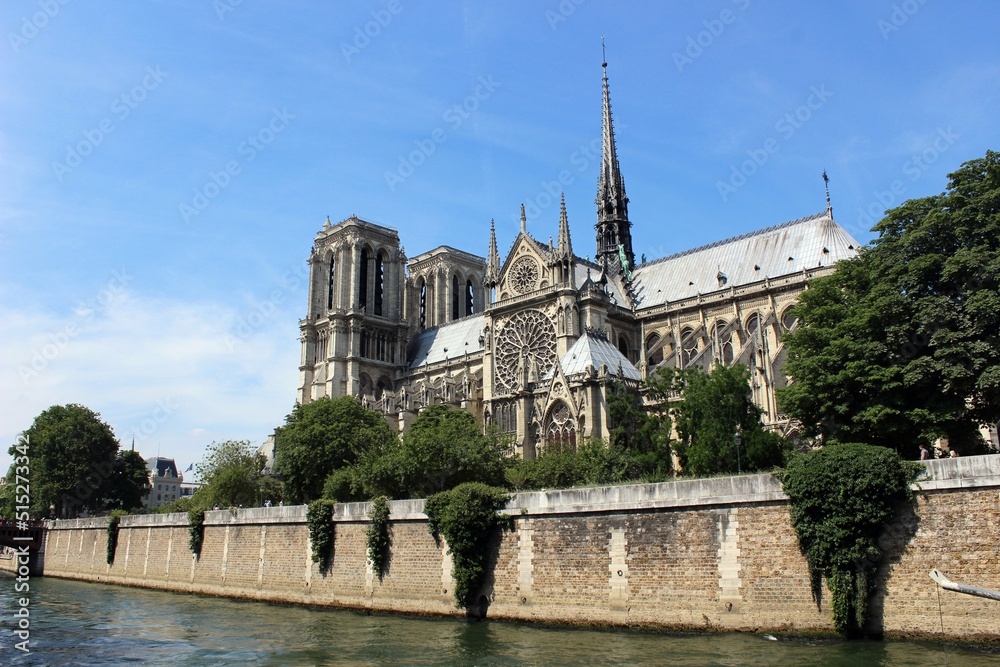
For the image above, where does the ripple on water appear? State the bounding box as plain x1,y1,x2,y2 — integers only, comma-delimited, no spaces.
1,576,997,666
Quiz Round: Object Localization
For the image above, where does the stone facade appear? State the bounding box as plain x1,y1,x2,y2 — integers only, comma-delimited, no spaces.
25,455,1000,641
295,62,861,455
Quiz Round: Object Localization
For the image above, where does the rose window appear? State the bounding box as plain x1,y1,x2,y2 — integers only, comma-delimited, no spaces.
493,309,556,395
509,256,540,294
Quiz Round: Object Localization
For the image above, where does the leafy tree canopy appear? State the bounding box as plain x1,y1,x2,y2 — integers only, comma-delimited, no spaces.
105,450,150,512
275,396,395,503
779,150,1000,454
370,404,511,499
195,439,266,508
5,404,121,518
649,364,787,476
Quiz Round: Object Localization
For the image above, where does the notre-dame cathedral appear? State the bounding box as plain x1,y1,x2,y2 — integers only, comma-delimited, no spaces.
296,62,860,459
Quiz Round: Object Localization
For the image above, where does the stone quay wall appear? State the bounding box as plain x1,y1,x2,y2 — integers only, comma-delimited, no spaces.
22,455,1000,640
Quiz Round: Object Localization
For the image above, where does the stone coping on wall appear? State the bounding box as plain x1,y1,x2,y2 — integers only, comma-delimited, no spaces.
44,454,999,531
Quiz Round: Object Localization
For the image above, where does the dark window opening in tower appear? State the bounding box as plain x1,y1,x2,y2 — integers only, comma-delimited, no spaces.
360,328,368,358
359,248,369,311
327,259,336,310
419,282,427,329
617,334,629,360
465,279,474,316
452,274,459,321
374,252,385,316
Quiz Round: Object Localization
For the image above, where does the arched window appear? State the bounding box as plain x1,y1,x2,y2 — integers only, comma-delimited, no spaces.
374,252,385,316
466,279,475,316
646,333,663,366
618,334,629,360
327,257,336,310
780,308,798,337
419,281,427,329
714,321,734,365
746,313,761,347
452,274,459,321
359,248,369,311
545,402,577,454
680,327,697,367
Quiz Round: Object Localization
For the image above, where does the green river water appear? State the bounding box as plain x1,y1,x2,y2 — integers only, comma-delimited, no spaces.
1,575,997,666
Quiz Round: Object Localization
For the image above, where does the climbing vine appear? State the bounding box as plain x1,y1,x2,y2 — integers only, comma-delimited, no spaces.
366,496,391,579
188,508,206,556
781,443,922,637
307,499,337,572
106,510,127,565
425,483,511,608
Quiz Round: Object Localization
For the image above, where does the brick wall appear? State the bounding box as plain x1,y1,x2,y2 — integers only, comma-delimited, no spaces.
28,455,1000,640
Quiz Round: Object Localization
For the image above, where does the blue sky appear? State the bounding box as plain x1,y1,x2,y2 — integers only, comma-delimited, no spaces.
2,1,998,476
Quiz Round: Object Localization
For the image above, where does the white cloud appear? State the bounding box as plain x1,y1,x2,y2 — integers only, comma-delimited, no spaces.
0,288,299,474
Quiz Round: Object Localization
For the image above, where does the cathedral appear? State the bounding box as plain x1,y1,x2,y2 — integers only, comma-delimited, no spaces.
296,62,860,459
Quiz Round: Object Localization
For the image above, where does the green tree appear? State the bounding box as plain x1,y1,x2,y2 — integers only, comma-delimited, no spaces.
653,364,786,476
392,404,511,498
780,151,1000,454
104,450,150,511
196,439,265,508
275,396,395,503
6,404,120,518
608,379,674,480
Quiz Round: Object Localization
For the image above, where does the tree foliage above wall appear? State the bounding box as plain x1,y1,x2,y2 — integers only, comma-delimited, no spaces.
779,150,1000,455
276,397,396,503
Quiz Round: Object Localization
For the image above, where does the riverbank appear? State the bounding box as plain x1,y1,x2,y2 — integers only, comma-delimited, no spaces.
7,454,999,642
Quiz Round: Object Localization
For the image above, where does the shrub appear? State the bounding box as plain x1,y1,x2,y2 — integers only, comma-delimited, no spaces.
424,483,510,608
781,443,922,637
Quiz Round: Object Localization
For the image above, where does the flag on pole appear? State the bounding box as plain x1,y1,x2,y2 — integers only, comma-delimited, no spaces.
185,463,194,472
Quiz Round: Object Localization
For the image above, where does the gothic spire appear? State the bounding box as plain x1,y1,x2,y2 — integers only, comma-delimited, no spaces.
557,193,573,258
520,203,527,234
485,218,501,285
595,45,633,274
822,169,833,217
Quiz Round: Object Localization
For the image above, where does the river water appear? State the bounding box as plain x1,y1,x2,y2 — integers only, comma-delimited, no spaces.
1,576,997,666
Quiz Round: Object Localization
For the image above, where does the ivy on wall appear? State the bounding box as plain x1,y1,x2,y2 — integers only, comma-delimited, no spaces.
307,499,337,573
106,510,127,565
188,508,206,557
366,496,391,579
781,443,922,637
425,483,511,608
